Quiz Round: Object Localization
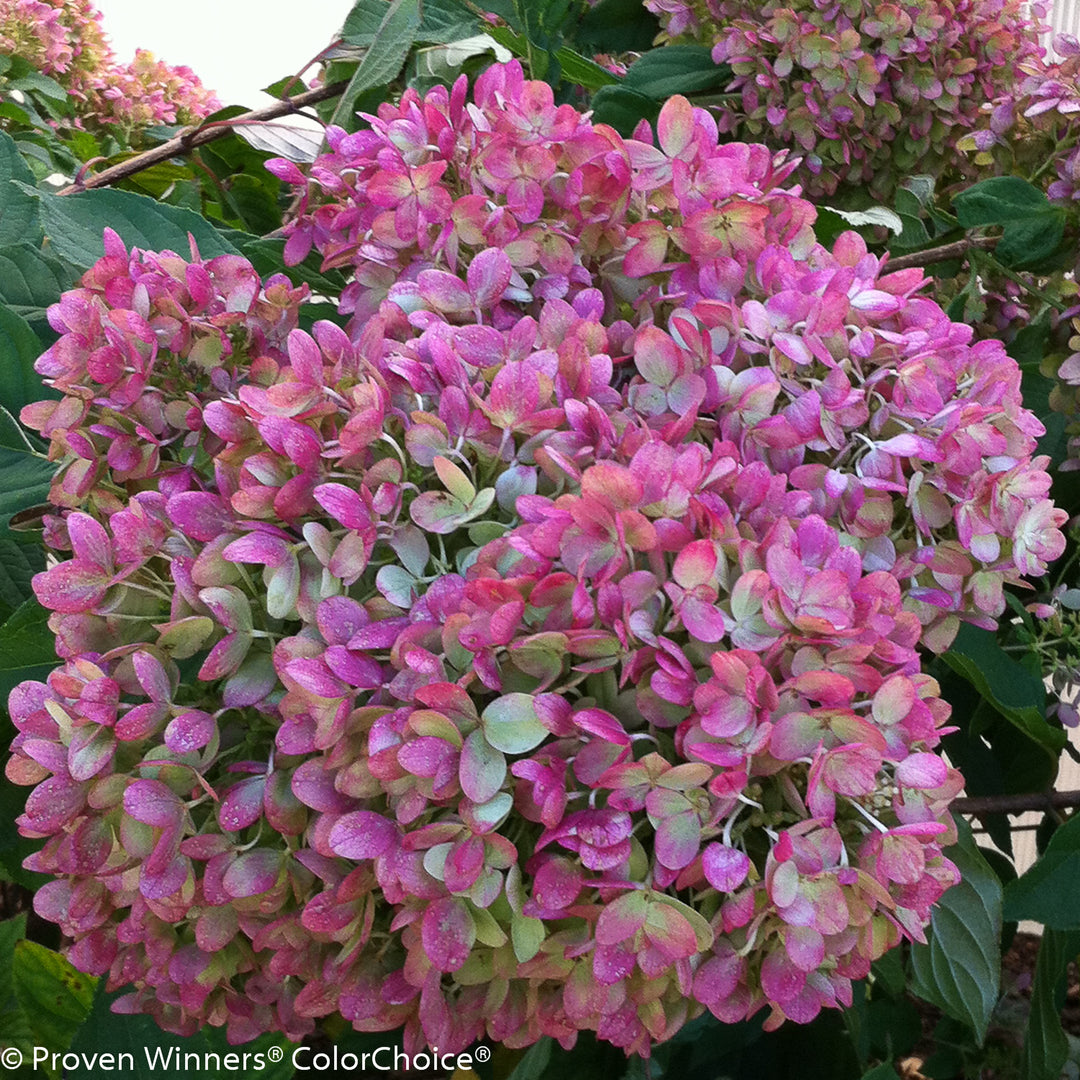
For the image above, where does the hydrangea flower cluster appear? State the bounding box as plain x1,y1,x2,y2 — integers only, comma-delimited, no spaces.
0,0,219,130
963,34,1080,201
969,36,1080,465
9,65,1065,1055
642,0,1047,199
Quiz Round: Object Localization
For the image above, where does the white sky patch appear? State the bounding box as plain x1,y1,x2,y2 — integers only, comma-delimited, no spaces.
91,0,351,109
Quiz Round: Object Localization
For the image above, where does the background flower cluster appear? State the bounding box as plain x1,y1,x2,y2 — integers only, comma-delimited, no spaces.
642,0,1048,199
0,0,219,132
7,63,1066,1055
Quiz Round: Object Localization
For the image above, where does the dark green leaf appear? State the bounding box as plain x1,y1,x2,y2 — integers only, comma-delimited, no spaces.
506,1037,553,1080
909,820,1002,1044
860,1065,900,1080
0,538,43,619
0,132,41,248
415,0,484,42
235,236,348,296
331,0,422,131
1003,814,1080,928
341,0,391,45
556,48,619,90
262,75,310,99
12,940,96,1053
590,85,661,136
28,187,239,271
1020,366,1068,470
938,684,1057,858
890,212,930,250
577,0,660,53
939,622,1062,754
215,174,282,236
952,177,1066,269
67,985,293,1080
621,46,730,98
0,447,54,536
0,303,43,416
0,599,57,704
0,771,48,890
1023,928,1080,1080
0,243,73,330
6,58,67,104
995,211,1065,268
114,161,196,200
954,176,1054,224
0,915,32,1059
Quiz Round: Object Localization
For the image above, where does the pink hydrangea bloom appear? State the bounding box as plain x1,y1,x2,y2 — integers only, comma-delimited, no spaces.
9,67,1064,1054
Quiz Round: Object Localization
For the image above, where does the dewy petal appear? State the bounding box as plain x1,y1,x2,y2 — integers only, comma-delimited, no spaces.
328,811,398,860
33,561,111,613
702,843,751,892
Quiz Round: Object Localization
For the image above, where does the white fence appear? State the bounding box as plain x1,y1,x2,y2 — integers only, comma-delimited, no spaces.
1047,0,1080,49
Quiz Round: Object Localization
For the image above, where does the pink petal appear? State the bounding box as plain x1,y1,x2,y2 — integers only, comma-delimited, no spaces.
467,248,513,307
328,810,398,860
123,779,183,829
895,752,948,789
421,897,475,972
702,843,751,891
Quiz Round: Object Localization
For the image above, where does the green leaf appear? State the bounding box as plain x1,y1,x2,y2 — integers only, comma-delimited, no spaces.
0,771,48,890
909,821,1002,1045
66,985,294,1080
7,62,67,103
415,0,484,43
954,176,1055,224
555,48,619,90
860,1065,901,1080
341,0,393,45
0,243,73,331
506,1037,554,1080
939,622,1062,754
952,176,1065,269
331,0,423,131
0,599,58,704
28,187,240,271
1003,814,1080,928
0,132,41,248
577,0,660,53
0,445,54,537
235,236,348,296
590,85,661,136
621,46,730,98
890,211,931,249
0,303,43,415
1022,928,1080,1080
0,538,43,619
995,212,1066,268
0,915,33,1060
12,940,96,1054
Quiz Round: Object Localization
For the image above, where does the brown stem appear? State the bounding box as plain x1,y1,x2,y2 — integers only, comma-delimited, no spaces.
884,234,998,272
57,80,348,195
952,789,1080,815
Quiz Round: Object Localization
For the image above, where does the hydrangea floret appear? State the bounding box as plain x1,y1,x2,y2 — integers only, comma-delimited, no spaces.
641,0,1048,199
8,64,1065,1055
